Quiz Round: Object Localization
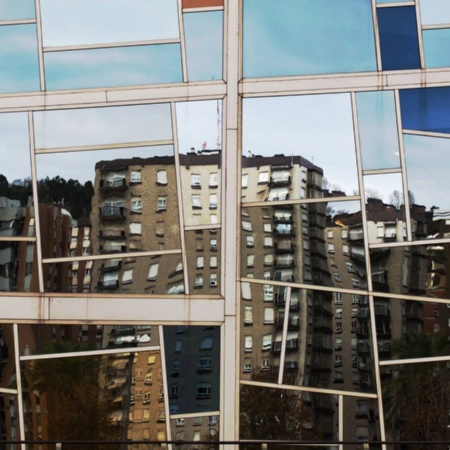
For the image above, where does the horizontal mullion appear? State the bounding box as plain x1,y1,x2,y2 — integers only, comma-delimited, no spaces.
0,18,36,26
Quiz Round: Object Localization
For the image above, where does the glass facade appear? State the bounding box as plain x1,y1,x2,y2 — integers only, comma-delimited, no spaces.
2,0,450,448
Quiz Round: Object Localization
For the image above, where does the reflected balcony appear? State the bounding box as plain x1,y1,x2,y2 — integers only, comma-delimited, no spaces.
312,334,333,352
311,357,332,372
100,244,127,254
272,338,299,353
313,316,333,332
273,225,294,236
357,341,371,355
374,304,390,317
274,241,295,253
99,178,128,195
349,227,364,241
269,175,291,186
356,324,370,339
406,303,423,321
274,257,295,268
274,292,287,305
275,314,299,330
273,272,295,282
99,206,126,220
97,279,119,290
284,360,298,370
100,260,122,273
378,341,391,356
99,229,126,240
272,214,293,223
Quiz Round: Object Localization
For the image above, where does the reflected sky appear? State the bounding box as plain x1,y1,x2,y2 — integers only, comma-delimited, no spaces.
423,29,450,69
34,104,173,150
242,94,358,195
0,112,31,182
404,134,450,210
356,90,400,170
0,0,35,20
363,173,403,205
184,11,223,82
40,0,179,46
44,43,183,90
419,0,450,25
0,24,39,94
243,0,376,77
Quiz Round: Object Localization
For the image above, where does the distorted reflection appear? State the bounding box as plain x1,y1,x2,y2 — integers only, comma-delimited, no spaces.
185,230,221,293
163,326,220,415
0,242,36,292
0,393,20,447
18,323,159,356
0,325,16,389
356,90,400,170
240,384,335,443
21,349,166,447
40,0,179,46
342,396,381,443
169,415,219,446
242,94,358,201
382,360,450,445
370,242,450,299
46,254,184,295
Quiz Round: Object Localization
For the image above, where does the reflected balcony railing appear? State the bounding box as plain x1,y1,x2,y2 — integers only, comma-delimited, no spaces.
274,241,295,253
100,260,122,272
272,338,299,353
406,306,423,321
273,273,295,282
374,304,390,317
312,335,332,352
284,360,298,370
378,341,391,355
97,279,119,290
274,258,295,268
272,214,293,223
349,228,364,241
311,358,331,371
273,226,294,236
357,341,371,355
356,326,370,339
99,206,126,220
269,175,291,186
99,229,126,240
313,316,332,332
99,178,128,195
274,293,287,305
100,244,127,254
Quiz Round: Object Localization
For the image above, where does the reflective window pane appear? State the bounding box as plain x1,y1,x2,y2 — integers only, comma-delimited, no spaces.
163,326,220,414
400,86,450,134
185,230,221,293
0,24,40,94
34,104,173,150
0,241,36,292
419,0,450,25
184,11,223,82
242,94,358,201
0,0,35,20
377,6,420,71
243,0,376,77
44,44,183,91
343,396,381,442
423,29,450,69
46,254,184,295
40,0,179,46
169,415,220,444
356,90,401,170
21,348,166,445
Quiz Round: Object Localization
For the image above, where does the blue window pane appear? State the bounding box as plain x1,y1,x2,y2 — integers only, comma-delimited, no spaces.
377,6,420,71
184,11,223,82
419,0,450,25
243,0,377,78
0,24,40,94
44,44,183,90
400,87,450,134
356,91,400,170
377,0,410,2
0,0,35,20
423,29,450,69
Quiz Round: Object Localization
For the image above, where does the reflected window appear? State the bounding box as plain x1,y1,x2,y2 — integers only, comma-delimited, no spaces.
157,196,167,211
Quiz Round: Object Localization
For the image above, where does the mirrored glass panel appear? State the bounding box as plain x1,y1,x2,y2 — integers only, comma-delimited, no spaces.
377,0,410,3
423,29,450,69
18,323,159,356
163,326,220,415
381,360,450,444
0,24,40,94
184,11,223,82
356,90,401,170
44,44,183,91
243,0,376,77
0,325,16,390
370,243,450,299
399,86,450,134
185,230,221,294
242,94,358,202
374,297,450,364
377,6,420,71
404,134,450,233
36,147,182,259
34,104,173,150
0,0,35,20
21,349,166,446
170,414,219,445
342,396,381,443
0,393,20,447
419,0,450,25
240,384,336,442
46,254,184,295
0,241,36,292
40,0,179,46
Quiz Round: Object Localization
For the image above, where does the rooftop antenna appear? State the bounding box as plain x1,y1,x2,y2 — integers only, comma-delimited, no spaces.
216,100,221,150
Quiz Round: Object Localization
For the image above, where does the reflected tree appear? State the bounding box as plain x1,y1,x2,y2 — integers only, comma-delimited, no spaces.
30,342,120,450
383,332,450,450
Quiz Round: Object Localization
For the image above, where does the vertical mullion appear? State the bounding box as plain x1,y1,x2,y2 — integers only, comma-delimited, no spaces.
177,0,188,83
34,0,45,91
